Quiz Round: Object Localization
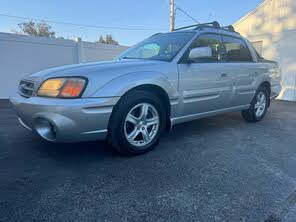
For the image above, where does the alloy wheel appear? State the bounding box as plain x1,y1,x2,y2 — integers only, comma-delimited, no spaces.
254,91,267,117
124,103,160,147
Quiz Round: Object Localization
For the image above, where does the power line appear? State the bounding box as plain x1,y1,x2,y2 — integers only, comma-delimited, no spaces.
0,13,166,31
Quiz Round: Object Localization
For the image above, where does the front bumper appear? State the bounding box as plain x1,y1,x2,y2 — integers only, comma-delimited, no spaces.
9,95,120,142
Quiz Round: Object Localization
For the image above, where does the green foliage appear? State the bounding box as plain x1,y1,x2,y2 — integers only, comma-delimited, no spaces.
16,21,55,37
98,35,106,43
98,34,118,45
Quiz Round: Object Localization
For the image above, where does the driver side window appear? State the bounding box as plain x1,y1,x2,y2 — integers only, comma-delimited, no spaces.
187,34,225,63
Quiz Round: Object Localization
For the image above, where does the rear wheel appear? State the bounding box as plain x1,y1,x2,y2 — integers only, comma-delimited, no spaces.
241,86,269,122
108,90,166,155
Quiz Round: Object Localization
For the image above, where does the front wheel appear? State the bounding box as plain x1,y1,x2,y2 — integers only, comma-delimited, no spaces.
108,90,166,155
241,86,269,122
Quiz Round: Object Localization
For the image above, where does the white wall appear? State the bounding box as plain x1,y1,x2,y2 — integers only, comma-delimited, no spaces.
0,32,127,98
234,0,296,101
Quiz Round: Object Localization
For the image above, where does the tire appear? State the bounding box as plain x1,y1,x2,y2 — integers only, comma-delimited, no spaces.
241,86,270,122
108,90,166,155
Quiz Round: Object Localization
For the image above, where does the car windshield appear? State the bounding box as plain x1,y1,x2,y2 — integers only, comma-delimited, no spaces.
116,32,195,62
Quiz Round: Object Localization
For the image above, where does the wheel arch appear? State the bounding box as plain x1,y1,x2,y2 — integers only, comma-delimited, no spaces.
259,81,271,96
109,84,172,132
259,81,271,107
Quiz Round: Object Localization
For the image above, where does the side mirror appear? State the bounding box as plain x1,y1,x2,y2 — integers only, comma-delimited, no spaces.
188,47,212,61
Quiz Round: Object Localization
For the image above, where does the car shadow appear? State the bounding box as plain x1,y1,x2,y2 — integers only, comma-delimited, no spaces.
30,112,246,163
33,139,119,163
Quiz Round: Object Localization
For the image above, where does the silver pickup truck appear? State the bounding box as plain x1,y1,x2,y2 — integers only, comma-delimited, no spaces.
10,21,281,155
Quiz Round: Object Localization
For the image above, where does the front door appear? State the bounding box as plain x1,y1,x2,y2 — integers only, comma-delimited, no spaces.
178,33,234,116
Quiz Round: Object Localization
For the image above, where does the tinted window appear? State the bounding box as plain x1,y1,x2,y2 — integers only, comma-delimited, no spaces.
117,32,195,62
185,34,225,62
222,36,253,62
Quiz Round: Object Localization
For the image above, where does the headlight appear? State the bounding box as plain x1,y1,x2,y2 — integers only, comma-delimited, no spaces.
37,77,87,98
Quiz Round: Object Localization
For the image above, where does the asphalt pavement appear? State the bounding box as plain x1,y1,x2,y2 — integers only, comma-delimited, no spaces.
1,100,296,221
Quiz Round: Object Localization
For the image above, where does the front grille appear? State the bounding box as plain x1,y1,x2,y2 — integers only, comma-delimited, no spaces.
19,79,35,98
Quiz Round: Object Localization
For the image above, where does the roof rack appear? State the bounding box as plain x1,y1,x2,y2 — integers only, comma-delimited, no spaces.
221,25,236,33
173,21,238,33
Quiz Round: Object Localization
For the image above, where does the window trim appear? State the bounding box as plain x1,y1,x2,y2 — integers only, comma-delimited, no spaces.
178,32,256,64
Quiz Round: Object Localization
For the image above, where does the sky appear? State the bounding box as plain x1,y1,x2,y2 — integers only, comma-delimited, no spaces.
0,0,264,46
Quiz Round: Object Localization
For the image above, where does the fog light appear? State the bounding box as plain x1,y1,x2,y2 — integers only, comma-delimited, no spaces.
34,118,57,141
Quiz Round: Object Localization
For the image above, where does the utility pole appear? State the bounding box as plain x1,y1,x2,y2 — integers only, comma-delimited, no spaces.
170,0,175,32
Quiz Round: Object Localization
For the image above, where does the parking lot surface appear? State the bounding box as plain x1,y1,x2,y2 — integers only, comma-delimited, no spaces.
0,100,296,221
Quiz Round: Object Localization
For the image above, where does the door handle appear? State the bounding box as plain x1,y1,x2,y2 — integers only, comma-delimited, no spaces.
221,73,228,78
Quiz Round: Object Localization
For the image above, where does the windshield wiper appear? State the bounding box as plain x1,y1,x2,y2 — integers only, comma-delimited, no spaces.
120,56,138,60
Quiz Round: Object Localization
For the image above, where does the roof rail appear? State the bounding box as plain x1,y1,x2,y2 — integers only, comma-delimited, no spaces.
173,21,239,33
193,21,221,30
173,21,220,31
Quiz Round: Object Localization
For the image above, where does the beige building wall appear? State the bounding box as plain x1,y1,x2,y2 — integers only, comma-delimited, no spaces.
234,0,296,101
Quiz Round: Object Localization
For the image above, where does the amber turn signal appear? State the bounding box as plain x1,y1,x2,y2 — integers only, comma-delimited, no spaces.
60,79,86,97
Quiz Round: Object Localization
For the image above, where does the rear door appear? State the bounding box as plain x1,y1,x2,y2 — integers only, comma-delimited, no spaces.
178,33,234,116
221,35,258,106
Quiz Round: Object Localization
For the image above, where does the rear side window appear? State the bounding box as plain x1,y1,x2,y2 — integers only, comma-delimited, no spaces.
222,36,253,62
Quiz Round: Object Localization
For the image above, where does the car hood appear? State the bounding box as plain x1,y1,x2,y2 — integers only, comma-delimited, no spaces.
28,59,169,97
30,59,165,79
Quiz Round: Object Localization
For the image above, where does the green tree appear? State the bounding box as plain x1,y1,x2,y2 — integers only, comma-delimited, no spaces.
105,34,118,45
98,35,106,43
15,21,55,37
97,34,118,45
